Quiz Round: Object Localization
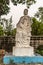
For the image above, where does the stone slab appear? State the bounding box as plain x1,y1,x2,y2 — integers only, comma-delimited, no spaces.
13,47,34,56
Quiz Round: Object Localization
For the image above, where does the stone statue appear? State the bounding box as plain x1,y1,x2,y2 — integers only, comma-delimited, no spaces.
13,9,34,56
16,9,32,47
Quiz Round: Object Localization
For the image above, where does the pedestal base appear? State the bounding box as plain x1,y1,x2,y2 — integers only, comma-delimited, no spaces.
13,46,34,56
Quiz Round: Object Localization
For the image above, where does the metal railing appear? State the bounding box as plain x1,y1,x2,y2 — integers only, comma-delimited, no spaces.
0,36,15,52
0,36,43,52
30,36,43,49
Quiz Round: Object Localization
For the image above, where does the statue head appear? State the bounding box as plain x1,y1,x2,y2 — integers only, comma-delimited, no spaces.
24,9,28,15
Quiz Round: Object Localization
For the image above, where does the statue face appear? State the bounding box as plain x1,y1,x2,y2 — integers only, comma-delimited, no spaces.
24,9,28,15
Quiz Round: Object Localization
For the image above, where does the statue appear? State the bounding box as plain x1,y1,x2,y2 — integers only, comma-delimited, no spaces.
16,9,32,47
13,9,34,56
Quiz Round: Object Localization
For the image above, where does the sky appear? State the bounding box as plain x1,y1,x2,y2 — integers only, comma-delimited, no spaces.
2,0,43,28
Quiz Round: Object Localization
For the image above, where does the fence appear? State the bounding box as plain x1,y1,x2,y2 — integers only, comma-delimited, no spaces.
0,36,43,52
30,36,43,50
0,36,15,52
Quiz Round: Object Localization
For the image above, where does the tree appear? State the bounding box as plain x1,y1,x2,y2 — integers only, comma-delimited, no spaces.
0,0,9,16
4,16,12,36
0,0,36,17
11,28,16,36
0,17,16,36
11,0,36,8
35,7,43,22
31,17,39,35
7,16,12,35
31,17,43,35
36,45,43,56
0,25,4,36
32,7,43,35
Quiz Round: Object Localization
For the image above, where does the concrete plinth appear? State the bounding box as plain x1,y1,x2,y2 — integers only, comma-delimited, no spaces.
13,46,34,56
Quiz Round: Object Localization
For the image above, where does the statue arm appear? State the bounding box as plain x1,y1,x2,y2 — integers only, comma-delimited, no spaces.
17,16,24,28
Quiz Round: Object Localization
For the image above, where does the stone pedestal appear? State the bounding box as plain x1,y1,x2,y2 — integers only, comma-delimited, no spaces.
13,47,34,56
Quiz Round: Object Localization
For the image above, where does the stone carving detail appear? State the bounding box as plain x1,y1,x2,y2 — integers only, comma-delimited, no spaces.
15,9,32,47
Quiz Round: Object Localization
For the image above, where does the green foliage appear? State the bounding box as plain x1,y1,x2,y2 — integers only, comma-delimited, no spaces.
0,25,4,36
11,0,36,8
11,28,16,36
0,0,9,16
0,17,16,36
4,16,12,36
32,17,40,35
36,45,43,56
31,17,43,35
35,7,43,22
